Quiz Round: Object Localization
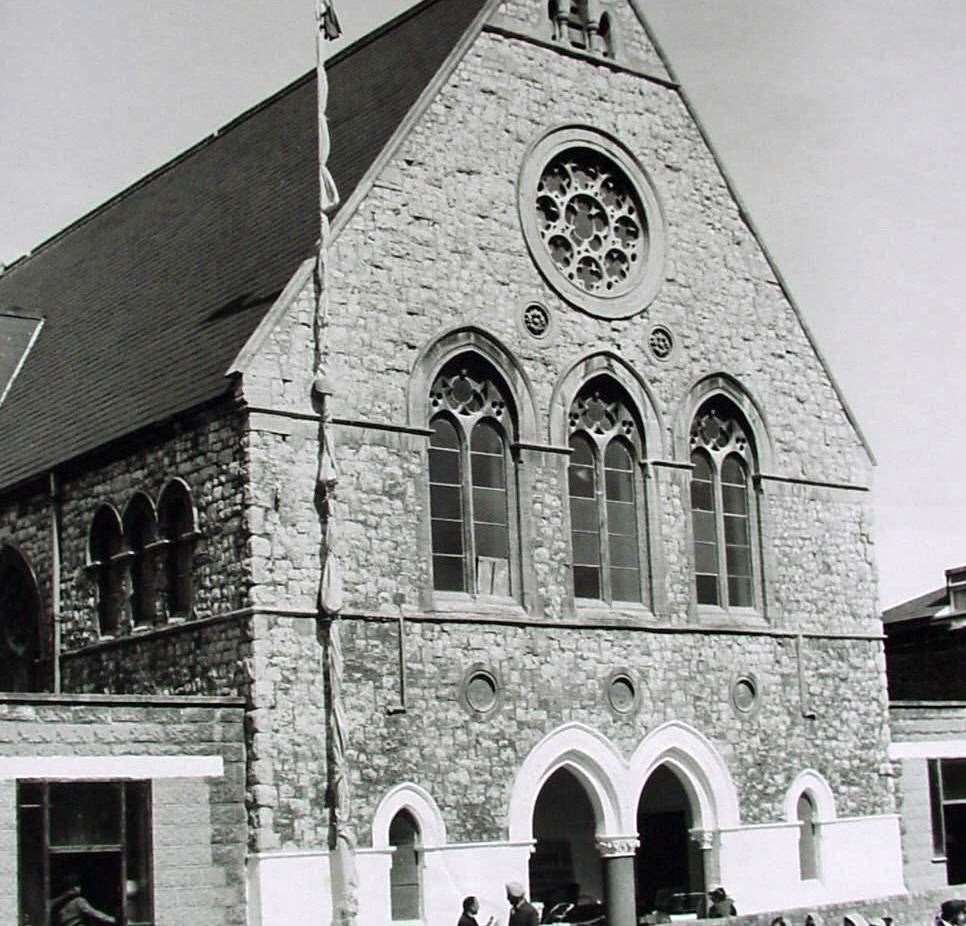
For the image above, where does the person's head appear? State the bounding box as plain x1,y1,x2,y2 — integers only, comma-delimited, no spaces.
941,899,966,924
506,882,526,905
61,871,82,892
463,896,480,914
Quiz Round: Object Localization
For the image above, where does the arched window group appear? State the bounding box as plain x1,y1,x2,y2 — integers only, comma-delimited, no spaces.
548,1,617,58
0,544,46,692
425,350,765,615
88,480,197,636
429,357,516,597
689,397,758,610
567,377,644,603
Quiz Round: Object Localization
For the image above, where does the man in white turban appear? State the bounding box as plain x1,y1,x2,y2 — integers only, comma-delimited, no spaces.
506,882,538,926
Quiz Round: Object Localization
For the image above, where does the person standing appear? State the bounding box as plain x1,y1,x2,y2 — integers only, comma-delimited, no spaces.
459,895,494,926
506,881,539,926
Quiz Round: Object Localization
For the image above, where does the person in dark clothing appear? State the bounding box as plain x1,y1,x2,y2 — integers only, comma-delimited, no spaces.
707,887,736,918
49,873,116,926
506,881,539,926
459,895,494,926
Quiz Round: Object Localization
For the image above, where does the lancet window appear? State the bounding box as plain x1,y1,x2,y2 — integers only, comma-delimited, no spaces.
689,397,758,609
567,377,644,603
158,480,197,620
88,504,125,636
428,357,516,597
123,492,159,627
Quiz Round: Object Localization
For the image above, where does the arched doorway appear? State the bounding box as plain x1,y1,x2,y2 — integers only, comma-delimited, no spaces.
635,765,705,919
0,544,44,692
529,768,604,912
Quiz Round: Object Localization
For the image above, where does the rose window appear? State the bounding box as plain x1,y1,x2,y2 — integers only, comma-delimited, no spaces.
535,147,648,298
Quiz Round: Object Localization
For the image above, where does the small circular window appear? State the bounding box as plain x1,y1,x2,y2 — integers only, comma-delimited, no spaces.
520,126,665,319
461,666,501,716
731,673,759,715
604,670,639,715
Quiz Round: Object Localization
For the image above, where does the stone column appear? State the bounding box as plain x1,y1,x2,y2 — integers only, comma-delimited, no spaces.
690,828,718,898
596,836,639,926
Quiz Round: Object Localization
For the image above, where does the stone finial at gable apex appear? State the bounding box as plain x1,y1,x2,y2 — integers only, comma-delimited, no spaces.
317,0,342,41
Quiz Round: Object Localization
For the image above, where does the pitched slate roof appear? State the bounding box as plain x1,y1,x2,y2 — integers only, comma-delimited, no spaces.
0,0,487,492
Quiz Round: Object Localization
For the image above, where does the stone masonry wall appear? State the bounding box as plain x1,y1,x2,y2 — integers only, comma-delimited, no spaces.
0,695,247,926
59,614,253,697
55,403,250,650
235,1,887,855
341,619,894,843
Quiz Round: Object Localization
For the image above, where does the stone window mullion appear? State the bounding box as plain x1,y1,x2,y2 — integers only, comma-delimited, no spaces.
460,419,476,595
712,459,728,607
595,441,612,603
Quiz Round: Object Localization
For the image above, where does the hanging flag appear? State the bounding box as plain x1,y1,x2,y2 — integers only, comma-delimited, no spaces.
317,0,343,41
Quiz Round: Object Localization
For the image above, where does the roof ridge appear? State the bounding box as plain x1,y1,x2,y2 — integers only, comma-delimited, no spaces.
1,0,446,279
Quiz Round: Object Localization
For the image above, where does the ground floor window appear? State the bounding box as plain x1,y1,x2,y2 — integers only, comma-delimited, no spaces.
17,780,152,926
929,758,966,884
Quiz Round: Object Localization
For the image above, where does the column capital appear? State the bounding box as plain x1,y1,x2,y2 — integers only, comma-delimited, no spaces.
689,828,715,851
596,834,640,858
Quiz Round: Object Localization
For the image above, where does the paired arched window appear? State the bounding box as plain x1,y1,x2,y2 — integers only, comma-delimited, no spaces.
796,791,819,880
123,493,159,627
89,504,125,636
428,357,516,597
0,544,44,692
389,809,422,922
158,480,197,620
567,378,645,603
548,0,615,57
689,397,758,609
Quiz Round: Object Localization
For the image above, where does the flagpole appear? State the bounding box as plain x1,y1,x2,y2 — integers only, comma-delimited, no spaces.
312,4,358,926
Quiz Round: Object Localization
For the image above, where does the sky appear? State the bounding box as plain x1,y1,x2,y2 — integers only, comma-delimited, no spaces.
1,0,962,609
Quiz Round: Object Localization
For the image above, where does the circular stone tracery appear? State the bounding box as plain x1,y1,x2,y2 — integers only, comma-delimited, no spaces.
519,126,666,319
536,147,648,298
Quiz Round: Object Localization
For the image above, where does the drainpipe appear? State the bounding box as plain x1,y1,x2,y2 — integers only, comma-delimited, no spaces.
49,471,62,692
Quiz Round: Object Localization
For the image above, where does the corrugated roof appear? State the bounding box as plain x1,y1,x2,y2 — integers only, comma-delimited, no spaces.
0,0,487,492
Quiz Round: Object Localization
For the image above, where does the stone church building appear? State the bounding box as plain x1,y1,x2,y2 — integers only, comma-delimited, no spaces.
0,1,911,924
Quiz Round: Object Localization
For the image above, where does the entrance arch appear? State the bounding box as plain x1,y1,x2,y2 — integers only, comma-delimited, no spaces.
530,767,604,912
635,764,705,918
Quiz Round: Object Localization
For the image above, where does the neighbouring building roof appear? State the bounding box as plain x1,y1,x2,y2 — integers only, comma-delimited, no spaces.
882,586,949,627
0,0,487,492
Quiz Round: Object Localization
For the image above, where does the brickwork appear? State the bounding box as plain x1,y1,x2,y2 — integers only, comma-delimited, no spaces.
0,781,15,926
890,703,966,893
0,695,247,926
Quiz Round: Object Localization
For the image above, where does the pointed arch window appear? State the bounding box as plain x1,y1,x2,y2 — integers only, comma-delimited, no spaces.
428,357,517,598
0,544,45,692
88,505,125,636
123,493,159,627
797,791,820,880
158,480,197,620
389,809,422,922
567,378,645,604
689,398,758,609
